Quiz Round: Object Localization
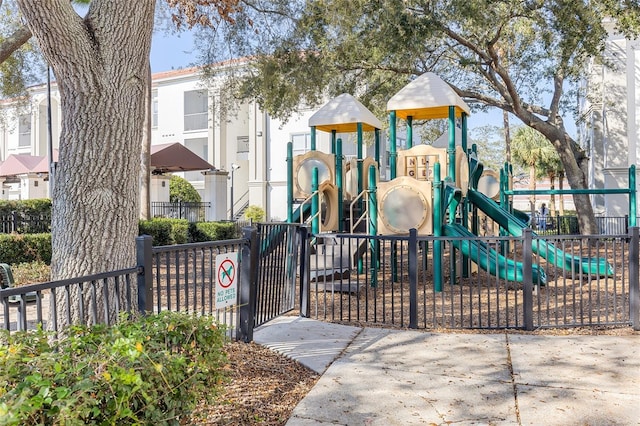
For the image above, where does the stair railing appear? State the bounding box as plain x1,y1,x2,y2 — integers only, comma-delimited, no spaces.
349,189,370,234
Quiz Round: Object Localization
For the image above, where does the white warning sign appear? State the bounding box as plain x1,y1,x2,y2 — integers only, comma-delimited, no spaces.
215,252,239,309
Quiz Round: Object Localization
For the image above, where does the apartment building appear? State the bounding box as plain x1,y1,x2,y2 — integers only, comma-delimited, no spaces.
579,21,640,217
0,66,350,221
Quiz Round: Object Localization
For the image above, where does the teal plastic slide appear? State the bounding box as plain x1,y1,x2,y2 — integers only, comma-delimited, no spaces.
443,223,547,285
467,189,613,276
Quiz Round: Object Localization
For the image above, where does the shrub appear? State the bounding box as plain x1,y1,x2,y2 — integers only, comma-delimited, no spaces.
0,199,51,217
244,205,265,223
188,222,239,242
10,261,51,286
138,218,189,246
0,311,228,425
169,175,201,203
0,233,52,265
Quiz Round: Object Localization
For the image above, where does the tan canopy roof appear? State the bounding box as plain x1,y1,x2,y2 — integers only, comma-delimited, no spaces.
309,93,384,133
387,72,471,120
150,143,214,173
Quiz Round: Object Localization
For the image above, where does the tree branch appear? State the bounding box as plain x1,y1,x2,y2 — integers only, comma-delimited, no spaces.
0,25,31,64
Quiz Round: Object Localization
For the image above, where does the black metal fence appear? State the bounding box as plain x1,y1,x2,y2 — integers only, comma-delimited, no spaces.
151,202,210,221
0,223,303,341
301,228,640,331
0,212,51,234
3,222,639,338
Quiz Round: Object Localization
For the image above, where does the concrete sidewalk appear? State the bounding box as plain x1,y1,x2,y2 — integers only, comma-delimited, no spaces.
254,316,640,426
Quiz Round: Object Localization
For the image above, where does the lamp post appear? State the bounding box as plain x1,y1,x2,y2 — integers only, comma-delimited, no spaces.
230,163,240,220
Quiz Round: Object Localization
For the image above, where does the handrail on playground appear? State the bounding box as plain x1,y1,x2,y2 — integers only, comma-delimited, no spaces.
502,164,636,227
298,190,325,233
349,189,370,234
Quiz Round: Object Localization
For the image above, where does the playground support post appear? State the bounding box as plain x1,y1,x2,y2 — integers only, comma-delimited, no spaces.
311,167,319,234
407,116,413,148
630,165,637,227
447,106,456,221
331,129,336,154
368,164,378,287
390,111,397,180
522,228,534,331
311,126,316,151
461,113,469,278
630,226,640,331
374,128,381,167
408,227,418,329
287,142,293,223
433,162,443,293
357,122,364,214
336,138,344,232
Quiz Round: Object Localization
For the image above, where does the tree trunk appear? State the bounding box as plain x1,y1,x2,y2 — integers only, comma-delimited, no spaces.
559,172,565,216
17,0,156,327
549,173,556,216
528,119,598,234
529,164,536,225
140,65,152,220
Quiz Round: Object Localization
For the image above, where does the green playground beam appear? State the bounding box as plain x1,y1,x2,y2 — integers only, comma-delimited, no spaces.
357,122,364,214
368,164,378,287
407,116,413,148
287,142,293,223
447,106,456,222
336,138,344,232
374,128,381,166
331,129,336,154
311,126,316,151
311,167,319,234
433,162,443,293
390,111,397,180
507,188,635,195
630,165,637,227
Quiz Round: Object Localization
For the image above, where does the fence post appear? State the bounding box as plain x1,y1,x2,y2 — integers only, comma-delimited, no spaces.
629,227,639,331
136,235,153,314
238,226,259,342
298,226,311,318
522,228,534,331
409,228,418,329
11,211,18,233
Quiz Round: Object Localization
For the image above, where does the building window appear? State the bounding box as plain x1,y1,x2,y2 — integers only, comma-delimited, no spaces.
184,137,208,181
184,90,208,131
152,90,158,129
292,132,311,156
237,136,249,153
18,114,31,147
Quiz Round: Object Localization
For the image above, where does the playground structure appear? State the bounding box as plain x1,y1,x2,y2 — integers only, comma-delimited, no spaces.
287,73,626,290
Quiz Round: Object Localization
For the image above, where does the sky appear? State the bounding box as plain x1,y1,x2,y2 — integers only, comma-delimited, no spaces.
149,30,577,142
150,30,197,73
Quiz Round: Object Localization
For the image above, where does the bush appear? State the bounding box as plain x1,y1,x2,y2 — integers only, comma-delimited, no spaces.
0,234,52,265
9,261,51,286
0,311,228,425
244,205,265,223
0,199,51,217
138,218,189,246
188,222,239,242
169,175,201,203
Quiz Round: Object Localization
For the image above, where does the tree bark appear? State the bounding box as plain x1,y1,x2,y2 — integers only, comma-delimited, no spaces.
17,0,156,326
0,25,31,64
140,65,152,220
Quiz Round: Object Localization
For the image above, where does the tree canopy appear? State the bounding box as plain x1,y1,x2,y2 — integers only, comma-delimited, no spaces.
218,0,640,233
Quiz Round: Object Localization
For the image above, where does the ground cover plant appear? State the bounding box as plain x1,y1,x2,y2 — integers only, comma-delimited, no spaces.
0,311,227,425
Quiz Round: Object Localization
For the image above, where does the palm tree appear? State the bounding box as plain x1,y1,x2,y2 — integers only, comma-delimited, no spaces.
511,126,556,220
538,151,565,217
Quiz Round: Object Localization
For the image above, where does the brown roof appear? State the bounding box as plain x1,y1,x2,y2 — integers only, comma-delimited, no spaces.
150,143,214,173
